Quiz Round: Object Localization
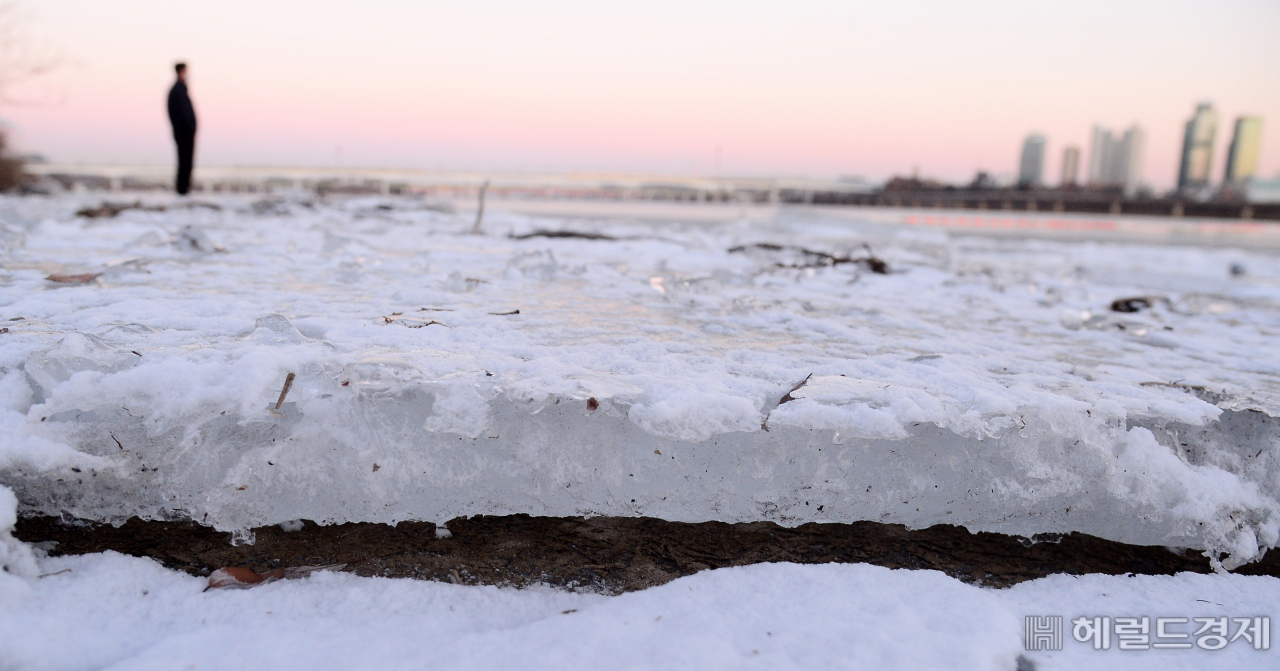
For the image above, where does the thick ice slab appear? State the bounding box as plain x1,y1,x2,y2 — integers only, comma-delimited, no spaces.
0,194,1278,565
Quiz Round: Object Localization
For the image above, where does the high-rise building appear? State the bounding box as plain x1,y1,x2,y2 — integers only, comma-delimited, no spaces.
1060,146,1080,186
1087,124,1144,194
1087,126,1115,186
1117,125,1145,196
1178,102,1217,192
1018,134,1046,187
1224,116,1263,185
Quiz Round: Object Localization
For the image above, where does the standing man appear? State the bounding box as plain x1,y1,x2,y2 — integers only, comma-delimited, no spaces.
167,62,197,195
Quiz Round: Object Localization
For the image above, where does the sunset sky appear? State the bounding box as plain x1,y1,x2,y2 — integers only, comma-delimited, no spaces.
3,0,1277,188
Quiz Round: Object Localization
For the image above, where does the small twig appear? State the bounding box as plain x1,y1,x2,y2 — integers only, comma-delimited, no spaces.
510,230,616,241
778,373,814,405
727,243,889,274
275,372,296,410
45,273,101,284
489,309,520,316
38,569,71,579
471,180,489,235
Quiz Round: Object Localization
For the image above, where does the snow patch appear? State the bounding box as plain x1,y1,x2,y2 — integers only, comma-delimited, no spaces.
1,550,1277,671
0,485,38,596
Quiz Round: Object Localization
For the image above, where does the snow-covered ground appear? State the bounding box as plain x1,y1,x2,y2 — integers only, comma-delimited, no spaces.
0,194,1278,564
2,543,1277,670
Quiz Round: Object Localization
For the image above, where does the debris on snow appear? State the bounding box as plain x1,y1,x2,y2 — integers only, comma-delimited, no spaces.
204,563,346,591
1110,296,1166,313
511,230,617,241
727,242,889,274
75,201,164,219
45,273,100,284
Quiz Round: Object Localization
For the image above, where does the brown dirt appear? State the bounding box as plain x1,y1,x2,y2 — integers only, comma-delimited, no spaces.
16,515,1279,593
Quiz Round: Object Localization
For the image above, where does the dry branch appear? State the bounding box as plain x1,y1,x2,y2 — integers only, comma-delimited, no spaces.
274,372,295,410
728,243,889,274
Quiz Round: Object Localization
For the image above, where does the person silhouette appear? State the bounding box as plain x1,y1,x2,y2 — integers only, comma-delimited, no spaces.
167,62,197,195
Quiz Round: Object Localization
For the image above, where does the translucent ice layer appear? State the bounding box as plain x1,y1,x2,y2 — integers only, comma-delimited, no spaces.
0,194,1277,567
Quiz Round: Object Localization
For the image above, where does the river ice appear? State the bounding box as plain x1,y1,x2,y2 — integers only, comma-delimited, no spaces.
0,194,1277,566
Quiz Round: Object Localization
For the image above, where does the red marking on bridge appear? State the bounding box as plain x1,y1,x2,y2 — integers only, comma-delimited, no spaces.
904,214,1118,232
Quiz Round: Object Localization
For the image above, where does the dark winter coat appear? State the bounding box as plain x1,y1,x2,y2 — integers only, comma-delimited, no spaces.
167,80,197,139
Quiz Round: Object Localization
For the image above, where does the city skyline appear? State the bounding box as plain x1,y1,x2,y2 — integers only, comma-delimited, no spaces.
0,0,1276,188
1016,104,1266,195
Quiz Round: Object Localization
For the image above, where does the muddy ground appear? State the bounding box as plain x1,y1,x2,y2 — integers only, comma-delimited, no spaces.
16,515,1280,593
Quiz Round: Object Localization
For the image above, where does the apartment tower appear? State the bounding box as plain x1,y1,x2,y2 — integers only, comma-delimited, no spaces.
1178,102,1217,193
1224,116,1263,185
1018,134,1047,187
1060,146,1080,186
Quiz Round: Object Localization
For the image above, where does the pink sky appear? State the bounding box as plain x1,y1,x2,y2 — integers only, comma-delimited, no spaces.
4,0,1278,188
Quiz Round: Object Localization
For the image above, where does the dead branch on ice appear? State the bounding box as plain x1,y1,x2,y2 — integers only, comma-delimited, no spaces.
274,372,296,410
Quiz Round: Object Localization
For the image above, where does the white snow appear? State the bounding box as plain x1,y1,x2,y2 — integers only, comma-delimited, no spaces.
0,194,1278,565
0,543,1275,671
0,483,39,599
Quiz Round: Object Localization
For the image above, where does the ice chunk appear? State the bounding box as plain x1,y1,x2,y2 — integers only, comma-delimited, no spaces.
24,333,140,400
247,314,308,345
173,225,223,253
422,376,495,439
628,390,761,442
441,271,483,293
506,249,558,280
771,376,942,440
0,370,112,473
2,194,1280,567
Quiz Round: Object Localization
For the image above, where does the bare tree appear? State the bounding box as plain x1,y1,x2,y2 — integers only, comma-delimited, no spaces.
0,2,63,190
0,2,62,105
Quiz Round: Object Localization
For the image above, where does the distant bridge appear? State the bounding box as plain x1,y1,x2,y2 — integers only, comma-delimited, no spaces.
23,163,871,205
24,163,1280,222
